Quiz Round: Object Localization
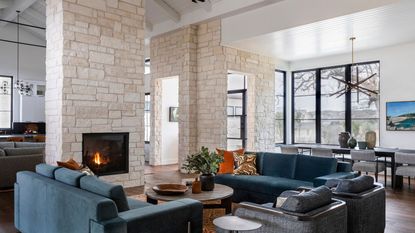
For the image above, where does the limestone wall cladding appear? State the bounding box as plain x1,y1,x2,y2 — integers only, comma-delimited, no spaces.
45,0,145,187
150,26,198,166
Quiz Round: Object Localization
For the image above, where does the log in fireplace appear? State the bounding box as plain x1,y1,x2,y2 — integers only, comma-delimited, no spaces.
82,132,129,176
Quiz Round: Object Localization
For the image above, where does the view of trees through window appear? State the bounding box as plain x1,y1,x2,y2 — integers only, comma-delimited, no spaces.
293,61,380,145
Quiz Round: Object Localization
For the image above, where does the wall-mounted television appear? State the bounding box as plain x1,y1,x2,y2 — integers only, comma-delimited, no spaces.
386,101,415,131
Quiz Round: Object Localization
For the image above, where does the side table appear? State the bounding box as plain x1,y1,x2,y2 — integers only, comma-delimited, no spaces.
213,216,262,233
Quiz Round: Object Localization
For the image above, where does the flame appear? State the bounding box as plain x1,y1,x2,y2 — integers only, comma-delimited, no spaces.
93,152,108,165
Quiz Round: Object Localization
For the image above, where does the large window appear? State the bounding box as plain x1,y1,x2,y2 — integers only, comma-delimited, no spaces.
144,93,150,143
227,74,247,150
292,61,380,145
293,70,316,143
275,70,286,144
0,76,12,129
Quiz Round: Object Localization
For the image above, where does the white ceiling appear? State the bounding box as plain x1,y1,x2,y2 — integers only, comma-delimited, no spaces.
224,0,415,61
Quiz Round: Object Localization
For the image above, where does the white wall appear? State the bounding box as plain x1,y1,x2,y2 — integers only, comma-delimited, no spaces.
161,77,179,165
289,41,415,149
0,24,46,123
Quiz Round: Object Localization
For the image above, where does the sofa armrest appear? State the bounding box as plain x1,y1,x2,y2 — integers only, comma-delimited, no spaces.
337,161,352,172
118,198,203,233
0,154,44,188
313,172,355,187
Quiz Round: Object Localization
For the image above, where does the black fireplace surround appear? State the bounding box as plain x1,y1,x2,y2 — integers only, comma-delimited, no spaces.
82,132,129,176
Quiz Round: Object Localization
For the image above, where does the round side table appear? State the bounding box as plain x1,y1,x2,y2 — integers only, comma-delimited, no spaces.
213,216,262,233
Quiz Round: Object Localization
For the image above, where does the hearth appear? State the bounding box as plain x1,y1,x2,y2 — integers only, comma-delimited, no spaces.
82,132,129,176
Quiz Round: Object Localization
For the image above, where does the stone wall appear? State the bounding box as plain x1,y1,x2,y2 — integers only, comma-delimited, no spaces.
150,26,198,166
45,0,145,187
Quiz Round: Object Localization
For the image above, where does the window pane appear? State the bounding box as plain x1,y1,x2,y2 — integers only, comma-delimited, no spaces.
144,94,151,142
275,119,284,143
227,116,241,138
228,74,246,90
0,76,12,129
352,119,379,143
294,120,316,143
293,71,316,96
275,71,285,143
294,96,316,119
321,120,345,144
227,139,243,150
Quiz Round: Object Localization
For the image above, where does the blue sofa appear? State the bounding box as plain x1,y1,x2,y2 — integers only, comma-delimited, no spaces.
215,152,355,203
15,164,203,233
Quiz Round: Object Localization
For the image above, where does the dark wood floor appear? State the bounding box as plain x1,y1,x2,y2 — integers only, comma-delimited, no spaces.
2,166,415,233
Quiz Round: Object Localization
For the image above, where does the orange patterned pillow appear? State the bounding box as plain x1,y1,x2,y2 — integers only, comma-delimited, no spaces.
57,158,82,170
216,148,245,174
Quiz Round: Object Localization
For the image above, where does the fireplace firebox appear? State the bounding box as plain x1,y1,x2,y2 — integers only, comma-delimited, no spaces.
82,132,129,176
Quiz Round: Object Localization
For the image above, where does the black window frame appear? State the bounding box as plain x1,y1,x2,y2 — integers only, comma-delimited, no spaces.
275,69,287,145
0,75,13,131
227,75,247,149
291,60,380,145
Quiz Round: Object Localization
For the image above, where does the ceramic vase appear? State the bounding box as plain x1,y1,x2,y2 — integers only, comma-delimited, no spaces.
358,141,367,150
365,131,377,149
348,137,357,149
200,173,215,191
338,132,351,148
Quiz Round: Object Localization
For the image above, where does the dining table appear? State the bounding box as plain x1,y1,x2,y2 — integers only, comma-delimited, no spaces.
292,144,414,189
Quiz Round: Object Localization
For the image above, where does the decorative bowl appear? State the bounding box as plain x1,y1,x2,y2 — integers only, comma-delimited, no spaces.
152,184,188,195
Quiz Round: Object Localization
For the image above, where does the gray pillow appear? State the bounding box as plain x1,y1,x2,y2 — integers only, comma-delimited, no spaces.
273,190,301,208
0,149,5,156
325,179,341,188
4,148,45,156
335,175,374,194
15,142,45,148
0,142,15,149
281,186,332,213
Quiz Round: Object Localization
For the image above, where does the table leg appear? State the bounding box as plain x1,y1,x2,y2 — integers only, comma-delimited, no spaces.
146,196,158,204
222,197,232,214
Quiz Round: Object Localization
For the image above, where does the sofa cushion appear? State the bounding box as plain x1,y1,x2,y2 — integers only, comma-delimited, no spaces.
215,174,312,197
80,175,130,212
335,175,374,193
0,149,5,156
260,153,297,178
294,155,337,182
15,142,45,148
36,164,61,178
281,186,332,213
0,142,15,149
54,167,85,187
4,148,45,156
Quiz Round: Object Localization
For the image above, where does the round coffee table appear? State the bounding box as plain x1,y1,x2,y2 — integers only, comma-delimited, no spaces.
146,183,234,214
213,216,262,233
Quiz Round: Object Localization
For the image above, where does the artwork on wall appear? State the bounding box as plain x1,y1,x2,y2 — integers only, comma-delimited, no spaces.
386,101,415,131
169,107,179,122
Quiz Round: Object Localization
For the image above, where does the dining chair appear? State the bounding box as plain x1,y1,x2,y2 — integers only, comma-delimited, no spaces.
280,145,299,155
311,148,334,158
394,152,415,188
351,150,387,185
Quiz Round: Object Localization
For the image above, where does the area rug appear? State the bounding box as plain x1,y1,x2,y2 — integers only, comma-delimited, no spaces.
130,194,226,233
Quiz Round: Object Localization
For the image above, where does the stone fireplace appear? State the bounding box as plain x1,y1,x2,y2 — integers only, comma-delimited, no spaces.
82,133,129,176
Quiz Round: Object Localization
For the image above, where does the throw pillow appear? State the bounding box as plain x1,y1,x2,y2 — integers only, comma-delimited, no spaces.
281,186,332,213
233,153,258,175
273,190,301,208
216,148,245,174
57,158,82,170
335,175,374,194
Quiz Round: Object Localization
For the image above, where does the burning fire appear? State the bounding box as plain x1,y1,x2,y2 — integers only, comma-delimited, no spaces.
93,152,109,165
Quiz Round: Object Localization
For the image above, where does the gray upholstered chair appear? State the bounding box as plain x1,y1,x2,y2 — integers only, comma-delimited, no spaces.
331,181,385,233
351,150,386,184
280,145,299,154
224,200,347,233
394,152,415,188
311,148,333,158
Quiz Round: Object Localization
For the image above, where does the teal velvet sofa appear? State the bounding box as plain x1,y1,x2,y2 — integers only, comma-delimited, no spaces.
15,164,203,233
215,152,355,204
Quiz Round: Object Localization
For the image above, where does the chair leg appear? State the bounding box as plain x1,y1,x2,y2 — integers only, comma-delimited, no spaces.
375,172,378,182
409,177,411,188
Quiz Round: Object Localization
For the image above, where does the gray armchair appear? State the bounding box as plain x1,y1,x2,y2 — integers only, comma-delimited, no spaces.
223,200,347,233
333,184,385,233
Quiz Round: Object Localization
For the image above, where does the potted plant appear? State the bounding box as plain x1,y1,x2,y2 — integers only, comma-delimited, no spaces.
182,147,223,191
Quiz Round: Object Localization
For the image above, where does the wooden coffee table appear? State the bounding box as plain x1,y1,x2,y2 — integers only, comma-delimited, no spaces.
146,184,234,214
